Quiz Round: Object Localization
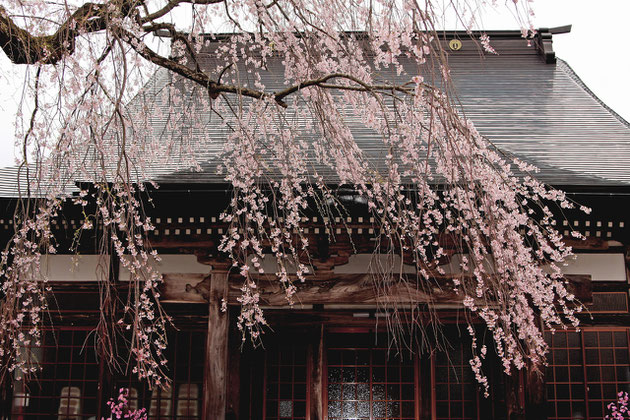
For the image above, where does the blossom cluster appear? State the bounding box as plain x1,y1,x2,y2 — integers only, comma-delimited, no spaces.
607,392,630,420
104,388,148,420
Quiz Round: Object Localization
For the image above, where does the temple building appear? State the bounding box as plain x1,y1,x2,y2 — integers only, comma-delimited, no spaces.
1,27,630,420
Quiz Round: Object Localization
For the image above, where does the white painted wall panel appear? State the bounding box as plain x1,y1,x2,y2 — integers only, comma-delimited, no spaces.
119,254,209,280
40,255,105,281
560,253,627,281
55,252,623,282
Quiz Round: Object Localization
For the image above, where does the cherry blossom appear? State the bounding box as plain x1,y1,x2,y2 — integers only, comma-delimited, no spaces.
0,0,583,391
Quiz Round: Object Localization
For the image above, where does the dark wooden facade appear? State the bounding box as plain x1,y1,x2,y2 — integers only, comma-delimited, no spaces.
0,188,628,420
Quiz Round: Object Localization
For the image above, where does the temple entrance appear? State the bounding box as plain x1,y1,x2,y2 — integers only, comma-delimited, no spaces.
325,332,417,420
258,330,420,420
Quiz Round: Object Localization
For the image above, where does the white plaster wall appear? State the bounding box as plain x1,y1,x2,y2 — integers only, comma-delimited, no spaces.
438,252,627,282
559,253,627,281
119,254,209,280
436,254,495,275
243,253,417,274
40,255,105,281
47,252,625,282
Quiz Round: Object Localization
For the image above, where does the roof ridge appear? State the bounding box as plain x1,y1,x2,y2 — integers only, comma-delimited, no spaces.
557,58,630,130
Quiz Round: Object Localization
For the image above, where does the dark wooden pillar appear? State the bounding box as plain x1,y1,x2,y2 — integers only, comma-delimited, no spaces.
525,316,548,420
418,353,433,420
506,368,525,420
524,365,547,420
309,325,324,420
227,309,241,420
202,271,229,420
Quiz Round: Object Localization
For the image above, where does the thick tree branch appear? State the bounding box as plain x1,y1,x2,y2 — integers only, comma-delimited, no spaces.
0,2,110,64
2,2,424,106
140,0,225,24
274,73,418,101
124,32,426,107
128,36,425,107
122,30,270,101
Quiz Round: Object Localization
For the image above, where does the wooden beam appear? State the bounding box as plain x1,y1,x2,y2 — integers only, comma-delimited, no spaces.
231,275,442,306
162,273,593,307
202,271,229,420
561,236,610,251
567,274,592,305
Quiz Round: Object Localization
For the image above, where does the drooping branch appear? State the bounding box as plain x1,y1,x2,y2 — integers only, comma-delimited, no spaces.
0,0,565,393
2,0,426,106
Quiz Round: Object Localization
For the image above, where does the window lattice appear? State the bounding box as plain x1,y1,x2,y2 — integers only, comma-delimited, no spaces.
265,340,308,420
326,334,416,420
435,344,476,420
546,329,630,420
116,329,206,420
434,331,506,420
11,328,99,419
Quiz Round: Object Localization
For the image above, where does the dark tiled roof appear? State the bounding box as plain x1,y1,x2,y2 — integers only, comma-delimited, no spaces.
2,33,630,198
0,166,24,199
0,165,78,198
155,35,630,186
0,166,41,199
449,53,630,185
